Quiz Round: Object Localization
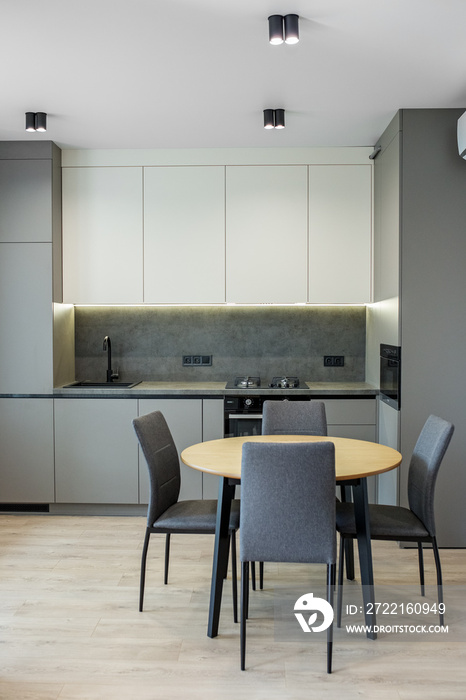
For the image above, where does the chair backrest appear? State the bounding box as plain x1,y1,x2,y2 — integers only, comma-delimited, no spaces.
408,414,454,536
132,411,181,525
240,441,336,565
262,400,327,436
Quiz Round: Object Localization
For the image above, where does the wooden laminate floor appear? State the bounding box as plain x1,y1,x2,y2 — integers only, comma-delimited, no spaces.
0,515,465,699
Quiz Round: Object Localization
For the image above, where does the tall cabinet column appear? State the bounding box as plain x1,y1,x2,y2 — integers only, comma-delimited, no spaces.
0,141,63,503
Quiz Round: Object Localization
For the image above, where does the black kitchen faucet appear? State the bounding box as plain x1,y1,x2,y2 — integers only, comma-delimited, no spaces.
103,336,118,382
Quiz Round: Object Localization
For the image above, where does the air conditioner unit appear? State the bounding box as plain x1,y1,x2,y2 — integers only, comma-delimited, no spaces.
457,111,466,158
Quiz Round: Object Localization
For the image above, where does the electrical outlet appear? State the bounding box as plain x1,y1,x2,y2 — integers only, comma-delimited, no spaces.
324,355,345,367
182,355,212,367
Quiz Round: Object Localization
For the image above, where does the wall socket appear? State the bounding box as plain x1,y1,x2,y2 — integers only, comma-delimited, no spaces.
324,355,345,367
183,355,212,367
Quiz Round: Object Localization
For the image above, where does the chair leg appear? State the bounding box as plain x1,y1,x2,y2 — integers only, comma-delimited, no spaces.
327,563,335,674
139,529,151,612
241,561,249,670
245,559,250,619
336,534,345,627
431,537,444,626
164,533,171,585
251,562,256,590
250,562,264,591
230,530,238,623
417,542,425,596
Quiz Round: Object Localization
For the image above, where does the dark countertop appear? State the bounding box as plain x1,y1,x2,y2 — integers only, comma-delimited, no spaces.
51,381,377,398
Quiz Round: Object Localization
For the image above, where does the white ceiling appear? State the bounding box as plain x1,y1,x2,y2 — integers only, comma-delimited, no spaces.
2,0,466,150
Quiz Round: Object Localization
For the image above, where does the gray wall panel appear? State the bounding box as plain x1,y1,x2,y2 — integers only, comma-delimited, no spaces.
400,109,466,546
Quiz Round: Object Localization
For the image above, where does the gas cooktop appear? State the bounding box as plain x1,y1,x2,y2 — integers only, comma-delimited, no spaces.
225,376,300,390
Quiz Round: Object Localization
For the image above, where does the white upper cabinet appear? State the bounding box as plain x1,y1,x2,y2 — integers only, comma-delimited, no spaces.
144,166,225,303
309,165,372,303
62,167,143,304
60,153,373,305
226,166,308,304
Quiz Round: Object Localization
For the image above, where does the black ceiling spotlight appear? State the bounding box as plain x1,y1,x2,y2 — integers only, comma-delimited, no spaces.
274,108,285,129
264,109,275,129
268,14,284,44
268,14,299,45
263,109,285,130
284,14,299,44
25,112,47,132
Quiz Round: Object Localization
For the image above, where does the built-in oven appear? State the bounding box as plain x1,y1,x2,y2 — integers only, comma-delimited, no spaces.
224,376,309,437
224,396,264,438
380,344,401,410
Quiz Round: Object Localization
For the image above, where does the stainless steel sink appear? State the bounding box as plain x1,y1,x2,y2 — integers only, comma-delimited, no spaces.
64,381,141,388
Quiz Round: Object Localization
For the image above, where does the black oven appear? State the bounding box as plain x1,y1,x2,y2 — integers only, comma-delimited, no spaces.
380,344,401,410
224,396,263,438
224,395,309,437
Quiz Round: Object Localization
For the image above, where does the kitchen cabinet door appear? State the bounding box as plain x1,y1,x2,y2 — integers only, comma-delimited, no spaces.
323,398,376,441
0,159,52,243
226,166,308,303
0,243,53,393
323,397,377,502
0,398,54,502
201,399,224,499
309,165,372,303
54,399,139,503
62,167,143,304
373,134,400,303
144,167,225,303
138,399,203,502
377,398,399,506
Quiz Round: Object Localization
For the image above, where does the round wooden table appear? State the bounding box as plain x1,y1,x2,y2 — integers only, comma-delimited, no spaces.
181,435,402,639
182,434,401,482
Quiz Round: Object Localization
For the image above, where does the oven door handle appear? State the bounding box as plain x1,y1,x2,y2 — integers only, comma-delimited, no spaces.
228,414,263,420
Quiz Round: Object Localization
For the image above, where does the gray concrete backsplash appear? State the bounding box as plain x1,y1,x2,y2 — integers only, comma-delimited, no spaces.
74,306,366,383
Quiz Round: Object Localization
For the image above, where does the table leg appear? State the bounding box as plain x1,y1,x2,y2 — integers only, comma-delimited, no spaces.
352,477,377,640
208,476,236,638
340,484,355,581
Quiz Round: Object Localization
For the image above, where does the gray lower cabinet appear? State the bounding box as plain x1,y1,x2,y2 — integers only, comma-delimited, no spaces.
322,398,377,502
54,398,139,504
322,398,376,441
200,399,224,499
0,398,54,503
49,395,376,508
377,398,399,506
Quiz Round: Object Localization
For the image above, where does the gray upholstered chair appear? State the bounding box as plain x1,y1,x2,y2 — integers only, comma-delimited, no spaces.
240,441,336,673
133,410,240,619
252,400,329,590
262,399,327,437
336,414,454,627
